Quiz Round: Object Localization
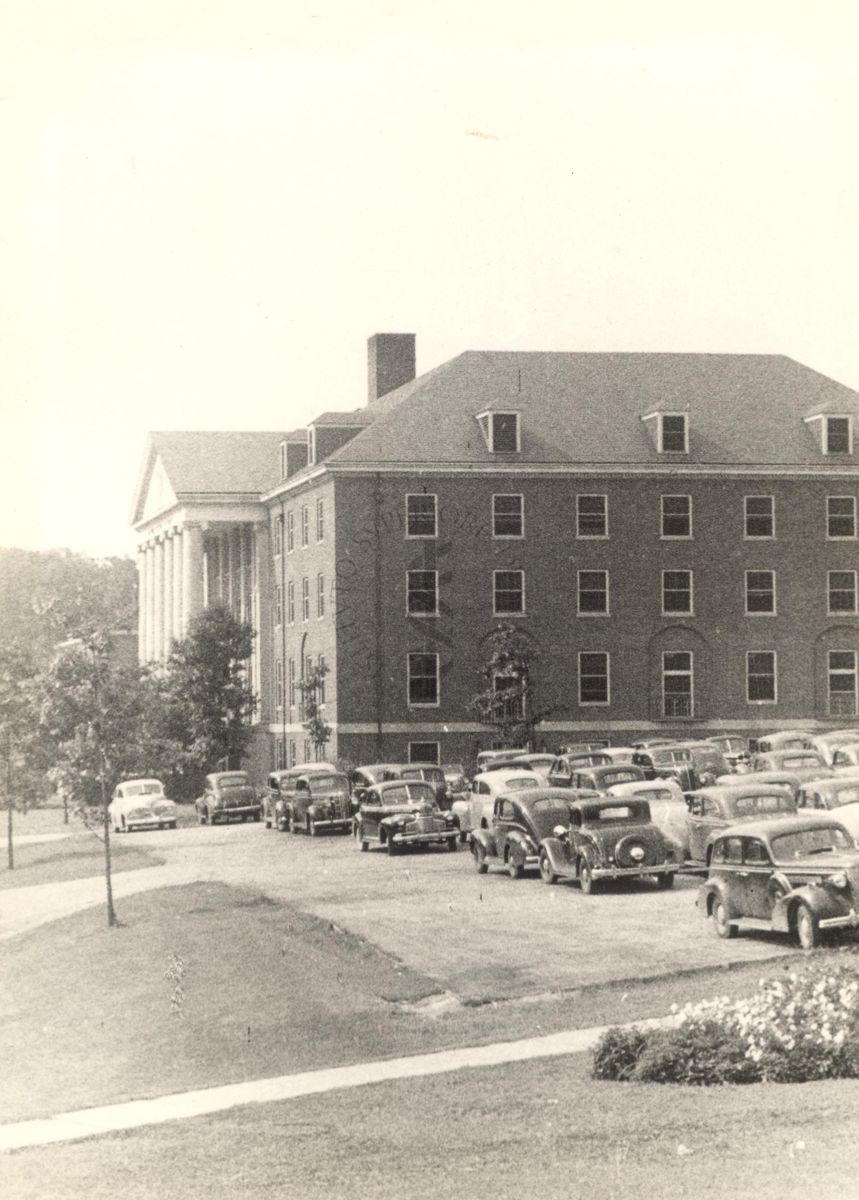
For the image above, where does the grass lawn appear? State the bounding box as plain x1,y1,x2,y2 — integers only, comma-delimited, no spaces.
0,835,163,890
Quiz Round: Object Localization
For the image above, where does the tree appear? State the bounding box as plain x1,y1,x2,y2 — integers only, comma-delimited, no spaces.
0,640,44,868
164,605,257,773
467,623,551,750
298,662,331,760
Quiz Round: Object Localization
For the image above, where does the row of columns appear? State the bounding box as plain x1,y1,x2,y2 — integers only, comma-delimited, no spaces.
138,523,204,663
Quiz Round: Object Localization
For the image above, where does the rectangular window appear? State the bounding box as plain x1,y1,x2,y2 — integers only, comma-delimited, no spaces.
409,741,440,764
493,570,524,615
301,577,310,621
301,505,309,547
275,737,286,770
578,651,609,706
493,494,524,537
317,654,326,703
274,584,283,628
660,414,688,453
661,495,692,538
829,651,857,716
287,581,295,624
289,739,296,767
829,571,858,615
274,514,284,556
744,496,774,539
288,659,295,708
826,417,852,454
577,570,609,615
316,499,324,542
406,494,437,538
407,570,438,616
493,673,524,719
747,651,777,703
286,511,294,553
663,651,693,718
662,570,693,615
491,412,520,452
577,494,608,538
745,570,776,615
828,496,857,539
275,659,284,710
316,573,325,617
408,653,439,706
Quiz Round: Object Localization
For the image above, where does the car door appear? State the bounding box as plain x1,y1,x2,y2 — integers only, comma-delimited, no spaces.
687,794,721,861
740,837,773,918
358,787,385,839
492,798,516,860
469,778,491,828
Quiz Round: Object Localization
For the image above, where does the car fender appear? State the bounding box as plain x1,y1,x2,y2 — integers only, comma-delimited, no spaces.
698,878,731,916
471,828,497,857
505,831,534,863
779,883,847,931
540,837,572,875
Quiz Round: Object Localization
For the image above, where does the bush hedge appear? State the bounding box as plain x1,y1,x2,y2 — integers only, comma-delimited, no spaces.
593,962,859,1086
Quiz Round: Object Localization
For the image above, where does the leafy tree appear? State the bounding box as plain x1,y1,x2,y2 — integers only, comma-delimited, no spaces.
298,662,331,760
467,622,551,750
0,640,45,866
164,605,257,773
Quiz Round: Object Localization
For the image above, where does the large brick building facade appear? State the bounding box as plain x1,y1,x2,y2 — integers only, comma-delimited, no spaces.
133,335,859,773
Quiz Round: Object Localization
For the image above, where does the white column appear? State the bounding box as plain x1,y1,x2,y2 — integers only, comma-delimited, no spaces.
137,547,146,663
172,530,183,649
182,522,205,634
153,537,165,663
163,531,175,659
145,542,156,662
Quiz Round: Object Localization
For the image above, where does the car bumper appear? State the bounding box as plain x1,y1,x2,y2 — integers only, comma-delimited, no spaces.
311,818,352,831
128,816,175,828
593,863,677,880
216,806,261,818
819,908,859,931
391,830,456,845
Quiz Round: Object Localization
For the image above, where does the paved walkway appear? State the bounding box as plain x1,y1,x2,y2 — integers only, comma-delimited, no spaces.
0,1016,672,1153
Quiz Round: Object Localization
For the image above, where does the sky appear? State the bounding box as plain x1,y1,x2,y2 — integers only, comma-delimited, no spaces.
2,1,858,559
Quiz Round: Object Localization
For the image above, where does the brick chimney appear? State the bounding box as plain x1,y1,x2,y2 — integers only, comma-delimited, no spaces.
367,333,416,403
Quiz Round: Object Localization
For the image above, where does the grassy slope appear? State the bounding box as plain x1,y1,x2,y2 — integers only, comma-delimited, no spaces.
0,836,162,890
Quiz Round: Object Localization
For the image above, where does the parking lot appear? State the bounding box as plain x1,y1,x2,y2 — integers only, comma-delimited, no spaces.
112,816,793,1003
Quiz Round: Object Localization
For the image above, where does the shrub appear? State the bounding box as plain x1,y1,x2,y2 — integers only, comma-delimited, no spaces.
631,1019,758,1086
592,1026,649,1081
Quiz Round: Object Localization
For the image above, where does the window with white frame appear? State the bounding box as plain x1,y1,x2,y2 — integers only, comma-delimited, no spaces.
407,571,438,616
406,494,437,537
747,651,776,703
662,651,693,717
659,413,688,453
577,494,608,538
301,577,310,621
301,505,309,547
287,581,295,624
828,571,858,615
493,494,524,537
825,416,852,454
578,651,609,706
829,650,857,716
274,514,283,556
493,570,524,615
275,659,284,710
744,496,775,539
477,411,520,452
316,498,324,542
493,673,525,719
409,741,440,764
274,584,283,628
828,496,857,539
288,658,295,708
745,570,776,615
317,654,326,703
275,737,286,770
577,570,609,615
317,573,325,617
286,511,295,553
408,653,439,706
289,739,296,766
662,570,693,615
661,495,692,538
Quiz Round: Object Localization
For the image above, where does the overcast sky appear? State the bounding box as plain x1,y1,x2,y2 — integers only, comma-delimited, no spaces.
2,2,858,559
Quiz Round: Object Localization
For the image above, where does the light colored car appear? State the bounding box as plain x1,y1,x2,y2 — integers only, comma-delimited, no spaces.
453,768,543,837
750,749,833,783
796,775,859,839
607,778,690,860
109,779,177,832
812,730,859,766
831,743,859,774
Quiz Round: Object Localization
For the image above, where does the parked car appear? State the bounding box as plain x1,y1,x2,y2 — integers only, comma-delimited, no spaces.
475,748,528,771
538,796,679,893
602,746,638,765
699,815,859,948
566,763,646,793
455,768,544,836
547,752,612,786
810,729,859,765
471,788,578,878
686,783,797,865
713,769,804,801
442,763,469,800
283,771,352,836
706,735,751,771
750,730,814,755
750,749,833,783
513,753,556,779
354,780,457,854
832,744,859,774
349,764,408,812
557,742,609,756
195,772,261,825
672,741,730,786
474,757,538,775
263,763,337,829
109,779,177,832
632,746,697,791
606,778,690,860
796,776,859,839
401,763,450,808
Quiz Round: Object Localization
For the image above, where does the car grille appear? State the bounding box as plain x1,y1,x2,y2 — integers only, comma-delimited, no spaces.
408,816,442,834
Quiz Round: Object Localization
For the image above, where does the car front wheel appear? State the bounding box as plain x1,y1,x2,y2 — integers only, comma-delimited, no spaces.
712,898,736,939
795,903,820,951
357,825,368,852
308,818,317,837
472,843,488,874
578,859,596,895
539,851,557,885
387,835,400,856
656,872,674,889
507,854,523,880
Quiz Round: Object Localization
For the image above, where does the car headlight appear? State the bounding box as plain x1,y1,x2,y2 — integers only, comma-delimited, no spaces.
829,871,849,890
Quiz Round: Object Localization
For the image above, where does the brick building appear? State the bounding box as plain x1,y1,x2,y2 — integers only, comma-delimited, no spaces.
133,334,859,773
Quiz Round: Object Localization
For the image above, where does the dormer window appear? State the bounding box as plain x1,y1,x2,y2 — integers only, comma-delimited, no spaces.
826,416,852,454
659,414,688,453
477,411,520,453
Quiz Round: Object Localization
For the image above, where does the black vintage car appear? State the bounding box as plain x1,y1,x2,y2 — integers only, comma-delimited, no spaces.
354,780,458,854
699,815,859,949
195,772,261,825
263,763,337,830
470,788,577,878
631,746,697,792
285,771,352,836
349,764,408,813
538,796,678,893
566,763,646,793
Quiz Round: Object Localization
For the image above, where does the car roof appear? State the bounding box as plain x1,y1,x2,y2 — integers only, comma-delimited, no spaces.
117,778,162,787
716,811,849,841
373,778,434,791
568,795,650,814
689,783,795,801
804,774,859,792
209,771,250,780
356,762,407,773
609,779,683,797
496,785,578,806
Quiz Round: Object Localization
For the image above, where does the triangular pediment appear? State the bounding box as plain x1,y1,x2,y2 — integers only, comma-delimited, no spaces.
138,455,178,524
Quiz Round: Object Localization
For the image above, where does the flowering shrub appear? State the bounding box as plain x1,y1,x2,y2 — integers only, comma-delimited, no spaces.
592,962,859,1085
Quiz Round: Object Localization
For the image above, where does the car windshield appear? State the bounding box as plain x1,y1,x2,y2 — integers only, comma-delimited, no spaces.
652,749,692,765
603,770,639,785
584,804,638,823
781,755,823,770
406,783,436,803
832,786,859,808
635,788,674,803
772,826,853,859
732,793,794,816
218,776,251,789
503,776,541,791
125,782,162,796
307,775,349,796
